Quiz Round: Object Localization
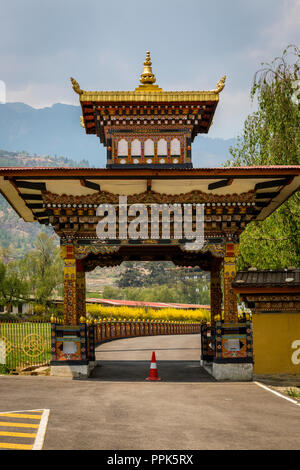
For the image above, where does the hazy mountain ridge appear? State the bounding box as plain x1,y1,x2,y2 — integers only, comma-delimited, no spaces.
0,149,90,168
0,150,85,257
0,102,236,167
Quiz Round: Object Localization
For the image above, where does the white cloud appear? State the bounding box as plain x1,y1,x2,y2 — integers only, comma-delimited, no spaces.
267,0,300,45
6,82,77,109
246,0,300,63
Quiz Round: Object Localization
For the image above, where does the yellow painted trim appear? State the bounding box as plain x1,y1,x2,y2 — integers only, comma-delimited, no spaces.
0,421,39,428
0,413,42,420
80,91,219,103
0,431,36,438
0,442,33,450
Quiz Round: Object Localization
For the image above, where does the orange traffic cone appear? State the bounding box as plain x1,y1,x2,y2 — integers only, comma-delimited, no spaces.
146,351,161,381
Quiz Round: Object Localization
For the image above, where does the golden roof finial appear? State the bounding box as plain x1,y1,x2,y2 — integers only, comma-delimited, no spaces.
135,51,162,92
140,51,156,85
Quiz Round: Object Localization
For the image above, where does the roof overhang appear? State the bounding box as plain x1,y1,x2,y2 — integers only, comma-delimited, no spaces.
0,166,299,226
233,269,300,294
80,96,219,140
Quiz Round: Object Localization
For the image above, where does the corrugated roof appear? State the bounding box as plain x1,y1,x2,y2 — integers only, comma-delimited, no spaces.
86,298,210,309
1,166,300,172
233,269,300,287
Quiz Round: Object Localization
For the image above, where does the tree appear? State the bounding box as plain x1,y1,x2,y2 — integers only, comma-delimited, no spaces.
0,246,12,264
226,45,300,269
144,262,173,286
19,233,64,305
177,279,210,305
0,260,29,312
117,265,145,288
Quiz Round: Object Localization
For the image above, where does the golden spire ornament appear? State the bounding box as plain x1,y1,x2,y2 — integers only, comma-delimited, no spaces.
135,51,162,92
140,51,156,85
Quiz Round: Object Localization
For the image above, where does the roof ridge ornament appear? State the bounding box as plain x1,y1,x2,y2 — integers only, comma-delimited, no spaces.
212,75,226,93
70,77,83,95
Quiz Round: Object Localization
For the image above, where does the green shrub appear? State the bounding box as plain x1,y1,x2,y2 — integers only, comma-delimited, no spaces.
0,364,10,374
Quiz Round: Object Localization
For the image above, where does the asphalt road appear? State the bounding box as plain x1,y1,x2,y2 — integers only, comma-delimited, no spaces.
0,334,299,450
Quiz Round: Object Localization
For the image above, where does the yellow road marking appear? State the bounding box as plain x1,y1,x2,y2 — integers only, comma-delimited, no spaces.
0,431,36,438
0,413,42,420
0,421,39,428
0,409,50,450
0,442,33,450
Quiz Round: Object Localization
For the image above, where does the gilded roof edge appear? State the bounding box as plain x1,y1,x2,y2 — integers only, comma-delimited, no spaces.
70,76,225,103
79,91,220,102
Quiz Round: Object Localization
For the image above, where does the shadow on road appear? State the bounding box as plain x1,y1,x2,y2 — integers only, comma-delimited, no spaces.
88,360,215,382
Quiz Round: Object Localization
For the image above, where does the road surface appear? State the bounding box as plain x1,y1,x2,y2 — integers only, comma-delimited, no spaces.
0,334,299,450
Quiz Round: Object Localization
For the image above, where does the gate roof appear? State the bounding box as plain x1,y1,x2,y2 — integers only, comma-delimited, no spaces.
0,166,299,225
233,269,300,294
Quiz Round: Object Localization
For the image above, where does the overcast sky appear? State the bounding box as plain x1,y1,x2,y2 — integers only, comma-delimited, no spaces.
0,0,299,138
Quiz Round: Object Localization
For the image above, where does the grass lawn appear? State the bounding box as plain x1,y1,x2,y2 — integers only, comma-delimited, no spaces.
286,387,300,402
86,292,102,298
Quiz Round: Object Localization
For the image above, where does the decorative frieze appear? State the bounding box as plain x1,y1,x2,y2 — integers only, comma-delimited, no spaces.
42,189,256,206
240,294,300,312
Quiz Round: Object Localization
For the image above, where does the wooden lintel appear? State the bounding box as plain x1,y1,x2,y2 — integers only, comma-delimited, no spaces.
208,178,233,190
255,201,270,208
80,179,101,192
26,203,44,209
20,193,44,201
254,178,292,190
33,211,49,218
12,180,46,191
255,191,280,199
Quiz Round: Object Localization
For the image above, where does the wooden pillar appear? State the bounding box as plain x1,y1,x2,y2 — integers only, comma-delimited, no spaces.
167,140,171,164
141,141,145,164
223,242,239,323
61,244,86,326
128,140,131,164
210,259,222,324
154,140,158,164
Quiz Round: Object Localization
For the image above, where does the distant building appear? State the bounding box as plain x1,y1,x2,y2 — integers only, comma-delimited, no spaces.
86,298,210,310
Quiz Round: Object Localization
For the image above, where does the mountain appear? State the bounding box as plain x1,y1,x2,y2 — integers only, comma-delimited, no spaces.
0,150,92,257
0,149,90,168
0,102,102,166
0,102,236,167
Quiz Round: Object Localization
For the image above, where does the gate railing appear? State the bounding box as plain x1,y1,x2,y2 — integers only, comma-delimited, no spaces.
0,320,51,371
92,319,201,346
50,317,201,364
0,318,201,370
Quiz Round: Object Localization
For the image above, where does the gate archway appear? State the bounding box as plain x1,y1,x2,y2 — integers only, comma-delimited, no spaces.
0,52,299,380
